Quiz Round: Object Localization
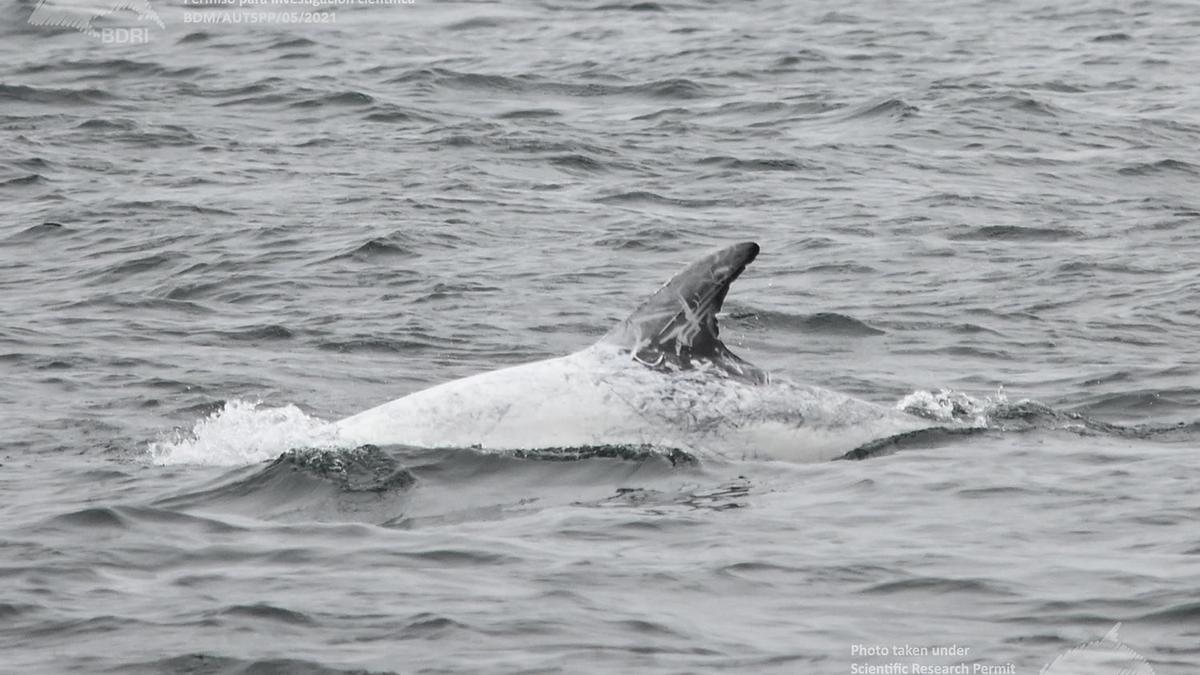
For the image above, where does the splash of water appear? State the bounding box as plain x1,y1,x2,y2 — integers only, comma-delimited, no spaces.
895,386,1011,427
148,399,348,466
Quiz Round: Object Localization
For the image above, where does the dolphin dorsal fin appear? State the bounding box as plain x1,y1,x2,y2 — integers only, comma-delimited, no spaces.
601,241,767,384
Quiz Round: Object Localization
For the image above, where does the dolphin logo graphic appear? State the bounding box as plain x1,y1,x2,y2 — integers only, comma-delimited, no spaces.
28,0,164,37
1041,624,1155,675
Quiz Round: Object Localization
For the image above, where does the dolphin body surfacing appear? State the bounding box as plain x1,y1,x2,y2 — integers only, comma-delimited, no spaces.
335,242,931,462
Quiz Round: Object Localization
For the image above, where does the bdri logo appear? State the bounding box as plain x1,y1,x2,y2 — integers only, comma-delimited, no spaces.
28,0,164,42
1041,624,1155,675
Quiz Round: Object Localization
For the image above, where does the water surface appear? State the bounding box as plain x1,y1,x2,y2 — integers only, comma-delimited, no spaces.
2,0,1199,672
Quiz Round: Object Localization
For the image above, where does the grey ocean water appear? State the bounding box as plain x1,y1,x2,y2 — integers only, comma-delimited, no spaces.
2,0,1199,672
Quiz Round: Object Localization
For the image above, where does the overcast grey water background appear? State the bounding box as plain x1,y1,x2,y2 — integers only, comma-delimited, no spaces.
2,0,1199,673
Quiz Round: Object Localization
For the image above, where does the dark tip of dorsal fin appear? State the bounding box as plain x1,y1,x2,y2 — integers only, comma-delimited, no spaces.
601,242,766,383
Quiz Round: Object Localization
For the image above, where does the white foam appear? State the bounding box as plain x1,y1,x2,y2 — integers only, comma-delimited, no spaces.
148,399,348,466
895,387,1003,426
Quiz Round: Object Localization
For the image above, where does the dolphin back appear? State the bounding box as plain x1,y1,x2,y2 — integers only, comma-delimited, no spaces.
600,241,766,384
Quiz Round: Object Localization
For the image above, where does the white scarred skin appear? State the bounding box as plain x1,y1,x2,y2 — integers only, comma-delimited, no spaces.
335,343,930,463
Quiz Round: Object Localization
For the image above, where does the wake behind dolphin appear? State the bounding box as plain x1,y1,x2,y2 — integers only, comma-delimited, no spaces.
336,242,935,462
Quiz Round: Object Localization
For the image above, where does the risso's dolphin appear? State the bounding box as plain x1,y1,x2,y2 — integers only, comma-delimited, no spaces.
335,242,933,462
